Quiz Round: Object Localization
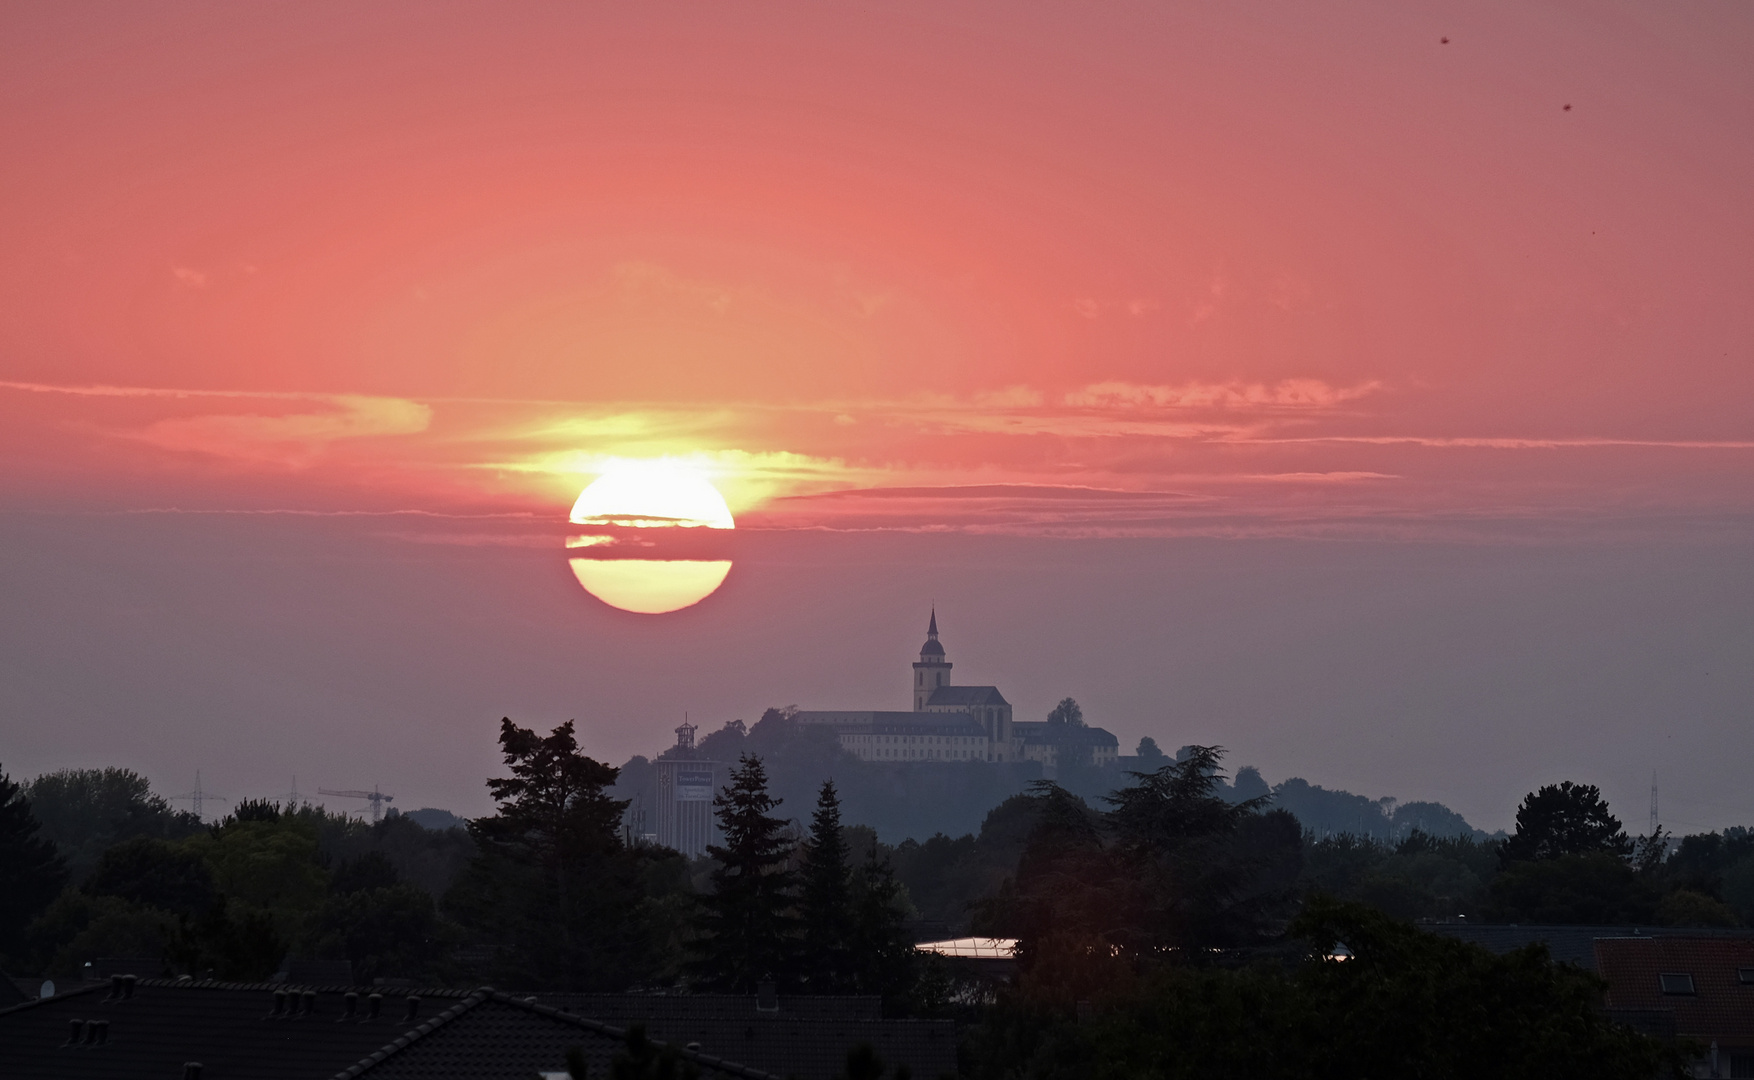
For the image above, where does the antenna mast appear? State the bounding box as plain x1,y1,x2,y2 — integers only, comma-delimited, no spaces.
1649,770,1659,836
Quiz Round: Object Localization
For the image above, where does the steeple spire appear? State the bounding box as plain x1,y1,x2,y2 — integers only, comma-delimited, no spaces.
927,608,939,638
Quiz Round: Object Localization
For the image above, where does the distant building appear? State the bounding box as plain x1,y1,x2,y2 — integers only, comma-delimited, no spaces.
1594,934,1754,1076
795,611,1020,762
1013,720,1120,771
653,722,726,858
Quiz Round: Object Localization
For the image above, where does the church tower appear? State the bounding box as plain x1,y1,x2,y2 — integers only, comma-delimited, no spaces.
912,609,952,710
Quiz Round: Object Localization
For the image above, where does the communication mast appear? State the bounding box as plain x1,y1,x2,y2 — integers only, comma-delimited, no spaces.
1649,770,1659,837
317,785,395,823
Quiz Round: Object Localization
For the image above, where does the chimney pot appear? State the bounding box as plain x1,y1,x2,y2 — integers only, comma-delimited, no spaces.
183,1062,204,1080
404,995,421,1023
67,1019,84,1045
302,990,317,1016
343,992,358,1019
121,975,137,1000
91,1019,109,1045
272,990,288,1018
108,975,123,1000
367,993,383,1020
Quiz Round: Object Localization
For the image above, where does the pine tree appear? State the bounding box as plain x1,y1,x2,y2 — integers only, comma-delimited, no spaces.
0,765,70,963
447,718,651,989
691,754,798,991
798,780,856,991
848,844,914,999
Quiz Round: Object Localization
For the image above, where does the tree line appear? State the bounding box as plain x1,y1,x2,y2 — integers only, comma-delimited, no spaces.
0,723,1742,1078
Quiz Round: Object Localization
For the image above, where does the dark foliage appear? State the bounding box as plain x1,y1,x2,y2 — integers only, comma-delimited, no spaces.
446,718,666,990
969,898,1690,1080
611,1023,702,1080
331,851,401,895
83,836,218,919
1500,781,1633,864
309,883,453,983
24,767,201,880
0,765,69,963
798,780,856,990
691,754,799,991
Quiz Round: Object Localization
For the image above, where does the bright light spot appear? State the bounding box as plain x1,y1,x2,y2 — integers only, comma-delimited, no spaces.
570,459,734,529
568,559,733,615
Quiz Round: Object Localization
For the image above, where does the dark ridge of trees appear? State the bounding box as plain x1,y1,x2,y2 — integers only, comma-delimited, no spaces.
24,767,202,880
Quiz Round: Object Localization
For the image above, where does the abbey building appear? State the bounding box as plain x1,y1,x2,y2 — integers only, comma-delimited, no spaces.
793,611,1019,762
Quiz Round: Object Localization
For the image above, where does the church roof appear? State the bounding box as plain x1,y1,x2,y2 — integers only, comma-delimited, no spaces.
925,685,1009,707
918,639,946,657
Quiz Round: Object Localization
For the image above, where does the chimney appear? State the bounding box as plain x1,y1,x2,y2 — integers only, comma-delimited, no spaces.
302,990,317,1017
755,981,778,1013
107,975,124,1000
271,990,288,1018
183,1063,204,1080
90,1020,109,1045
121,975,137,1000
404,995,421,1023
367,993,383,1020
66,1019,84,1045
343,992,359,1020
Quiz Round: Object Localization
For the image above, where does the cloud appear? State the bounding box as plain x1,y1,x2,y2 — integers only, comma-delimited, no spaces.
1064,379,1383,410
134,394,431,463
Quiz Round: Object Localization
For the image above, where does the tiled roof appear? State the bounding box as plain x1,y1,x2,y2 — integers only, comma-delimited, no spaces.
338,992,778,1080
1427,924,1754,972
795,711,986,736
1595,936,1754,1045
0,978,776,1080
925,685,1008,707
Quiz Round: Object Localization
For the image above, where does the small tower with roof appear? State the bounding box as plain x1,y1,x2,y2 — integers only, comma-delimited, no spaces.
912,609,953,710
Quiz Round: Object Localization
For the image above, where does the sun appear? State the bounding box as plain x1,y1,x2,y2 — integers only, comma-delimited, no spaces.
565,460,736,614
568,459,734,530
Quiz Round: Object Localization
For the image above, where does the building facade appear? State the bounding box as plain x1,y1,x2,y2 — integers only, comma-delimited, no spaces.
653,722,725,858
795,612,1019,762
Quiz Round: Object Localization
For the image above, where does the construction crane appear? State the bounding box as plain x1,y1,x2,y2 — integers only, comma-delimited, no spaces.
317,785,395,823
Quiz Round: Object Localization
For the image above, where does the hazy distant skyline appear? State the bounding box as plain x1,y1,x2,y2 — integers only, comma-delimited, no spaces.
2,3,1751,832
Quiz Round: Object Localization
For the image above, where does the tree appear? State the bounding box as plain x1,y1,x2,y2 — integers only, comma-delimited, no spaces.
1046,698,1084,727
82,836,217,920
1105,745,1276,952
798,780,855,991
692,754,798,991
847,844,916,1001
1500,782,1632,864
0,766,69,964
446,718,658,989
25,768,199,879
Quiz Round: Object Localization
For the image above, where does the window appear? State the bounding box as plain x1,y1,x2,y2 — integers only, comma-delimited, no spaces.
1658,973,1696,995
1740,967,1754,985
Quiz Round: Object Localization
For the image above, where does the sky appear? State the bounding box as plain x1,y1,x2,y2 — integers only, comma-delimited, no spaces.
2,2,1751,832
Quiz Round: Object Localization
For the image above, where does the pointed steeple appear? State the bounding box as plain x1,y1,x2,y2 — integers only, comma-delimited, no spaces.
927,608,939,638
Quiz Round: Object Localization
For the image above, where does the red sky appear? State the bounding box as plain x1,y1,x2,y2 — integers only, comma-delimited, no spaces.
2,2,1751,830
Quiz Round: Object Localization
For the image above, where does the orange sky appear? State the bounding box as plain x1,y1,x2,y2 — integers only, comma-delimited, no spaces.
3,3,1753,828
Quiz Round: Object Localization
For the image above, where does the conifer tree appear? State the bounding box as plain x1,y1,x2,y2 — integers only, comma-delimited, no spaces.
799,780,855,991
0,764,68,963
692,754,798,991
848,844,914,999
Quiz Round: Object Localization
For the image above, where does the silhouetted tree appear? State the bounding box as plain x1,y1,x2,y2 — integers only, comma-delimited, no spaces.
1500,782,1632,864
0,765,68,963
1045,698,1084,727
24,767,199,880
83,836,217,920
799,780,855,990
447,718,656,989
848,844,916,1000
692,754,798,991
